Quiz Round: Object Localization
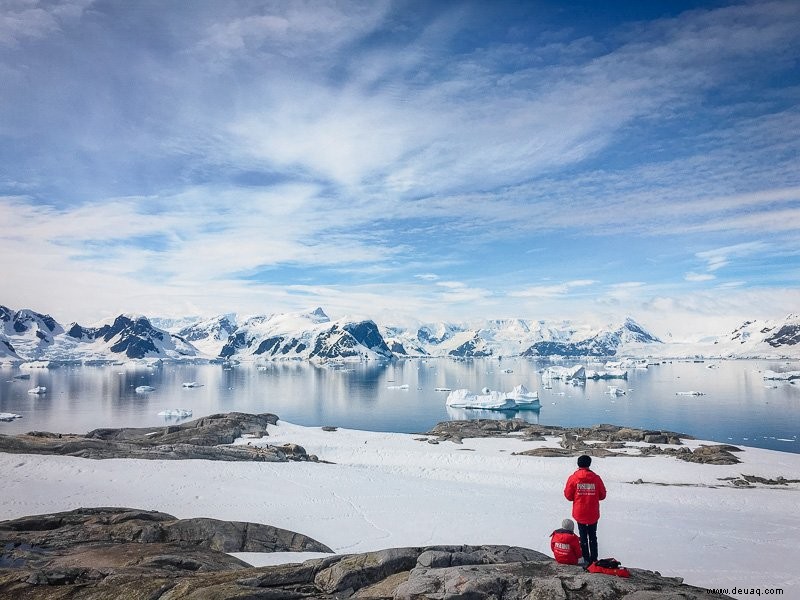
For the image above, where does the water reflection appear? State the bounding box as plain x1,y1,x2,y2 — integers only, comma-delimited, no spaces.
0,358,799,452
446,405,540,424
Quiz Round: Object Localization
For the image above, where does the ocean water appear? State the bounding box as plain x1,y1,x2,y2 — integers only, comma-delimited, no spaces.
1,358,798,453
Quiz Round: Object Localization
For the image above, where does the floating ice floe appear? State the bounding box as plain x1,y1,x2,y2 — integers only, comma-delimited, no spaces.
446,384,540,411
675,391,705,396
607,386,626,396
135,385,155,393
586,369,628,380
762,370,800,381
505,384,540,408
12,374,31,380
182,382,204,388
542,365,585,381
0,412,22,422
27,386,47,394
500,369,514,373
387,384,409,390
157,408,193,418
434,387,452,392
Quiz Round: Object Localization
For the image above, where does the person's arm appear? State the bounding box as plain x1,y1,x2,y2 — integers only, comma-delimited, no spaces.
564,474,575,501
598,475,607,501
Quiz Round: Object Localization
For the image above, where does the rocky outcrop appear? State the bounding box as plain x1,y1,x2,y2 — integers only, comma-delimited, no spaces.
0,532,732,599
0,507,332,599
422,420,743,465
425,420,688,446
0,412,317,462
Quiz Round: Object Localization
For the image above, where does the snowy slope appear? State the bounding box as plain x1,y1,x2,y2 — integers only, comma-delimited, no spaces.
651,314,800,359
3,303,800,362
175,315,237,357
0,306,64,359
384,316,660,358
219,308,393,362
63,314,199,360
0,306,200,362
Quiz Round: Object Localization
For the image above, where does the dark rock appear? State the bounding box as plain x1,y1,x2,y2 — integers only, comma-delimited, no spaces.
0,413,318,463
0,536,734,599
424,421,696,462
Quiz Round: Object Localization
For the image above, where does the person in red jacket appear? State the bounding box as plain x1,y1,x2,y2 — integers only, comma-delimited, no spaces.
564,454,606,565
550,518,582,565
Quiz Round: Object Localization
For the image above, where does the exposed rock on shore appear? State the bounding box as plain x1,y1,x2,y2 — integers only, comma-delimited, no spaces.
0,513,733,599
422,419,742,464
0,412,317,462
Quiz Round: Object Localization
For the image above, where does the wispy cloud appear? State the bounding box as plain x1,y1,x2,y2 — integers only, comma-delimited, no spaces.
685,272,716,282
1,0,799,328
509,280,597,299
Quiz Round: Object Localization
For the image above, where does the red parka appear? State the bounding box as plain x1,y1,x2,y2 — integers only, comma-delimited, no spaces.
564,467,606,524
550,529,582,565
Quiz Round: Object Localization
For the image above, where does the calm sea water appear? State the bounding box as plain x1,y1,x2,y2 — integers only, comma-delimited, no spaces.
1,358,798,453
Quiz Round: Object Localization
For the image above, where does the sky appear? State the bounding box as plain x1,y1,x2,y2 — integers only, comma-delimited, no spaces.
1,0,799,338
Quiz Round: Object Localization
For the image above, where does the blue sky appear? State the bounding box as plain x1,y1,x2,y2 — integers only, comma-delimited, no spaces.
1,0,799,337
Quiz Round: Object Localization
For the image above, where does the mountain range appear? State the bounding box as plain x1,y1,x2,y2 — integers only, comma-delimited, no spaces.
1,304,799,365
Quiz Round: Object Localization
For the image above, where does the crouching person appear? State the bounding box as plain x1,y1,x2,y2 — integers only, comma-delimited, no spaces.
550,518,582,565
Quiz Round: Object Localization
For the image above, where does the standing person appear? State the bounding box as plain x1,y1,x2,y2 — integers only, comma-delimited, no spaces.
564,454,606,565
550,518,582,565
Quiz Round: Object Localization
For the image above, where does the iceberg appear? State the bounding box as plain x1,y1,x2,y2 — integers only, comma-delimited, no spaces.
157,408,193,418
182,381,204,388
446,385,540,410
542,365,585,381
585,369,628,380
446,389,516,410
505,384,540,408
135,385,155,393
27,386,47,394
12,374,31,380
0,412,22,422
675,391,705,396
607,386,626,396
434,387,452,392
386,384,410,390
762,370,800,381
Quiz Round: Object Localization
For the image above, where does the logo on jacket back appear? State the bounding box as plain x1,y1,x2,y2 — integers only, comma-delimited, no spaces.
554,542,572,551
576,483,596,494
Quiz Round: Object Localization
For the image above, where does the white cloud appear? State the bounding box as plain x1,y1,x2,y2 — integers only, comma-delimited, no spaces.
684,272,716,282
509,280,597,299
695,242,770,273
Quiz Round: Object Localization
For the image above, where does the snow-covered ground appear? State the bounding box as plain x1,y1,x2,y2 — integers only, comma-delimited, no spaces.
1,421,798,599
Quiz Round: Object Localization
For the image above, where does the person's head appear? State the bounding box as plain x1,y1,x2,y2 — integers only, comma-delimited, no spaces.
561,518,575,532
577,455,592,468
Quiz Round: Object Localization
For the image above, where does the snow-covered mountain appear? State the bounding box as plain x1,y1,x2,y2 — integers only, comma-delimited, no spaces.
1,306,64,358
521,317,662,357
64,314,198,360
381,317,661,358
2,303,799,364
219,308,393,362
687,314,800,358
0,306,199,362
174,315,237,357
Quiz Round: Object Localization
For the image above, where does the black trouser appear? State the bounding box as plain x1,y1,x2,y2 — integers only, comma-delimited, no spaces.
577,521,598,563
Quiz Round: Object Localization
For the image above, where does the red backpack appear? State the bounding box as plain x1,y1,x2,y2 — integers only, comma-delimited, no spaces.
587,558,630,578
